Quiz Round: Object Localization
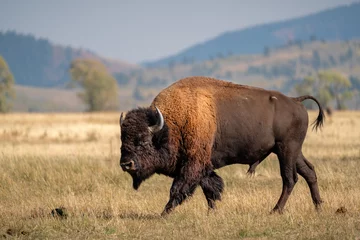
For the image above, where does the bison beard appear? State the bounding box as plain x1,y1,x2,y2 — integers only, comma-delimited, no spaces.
130,173,142,190
119,77,324,215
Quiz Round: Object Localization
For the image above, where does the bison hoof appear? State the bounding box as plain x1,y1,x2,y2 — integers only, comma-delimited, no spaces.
270,207,284,214
161,208,173,217
246,171,255,177
207,207,217,215
315,201,323,212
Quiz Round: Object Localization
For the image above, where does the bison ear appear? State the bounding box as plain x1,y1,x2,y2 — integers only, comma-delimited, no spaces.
148,107,164,133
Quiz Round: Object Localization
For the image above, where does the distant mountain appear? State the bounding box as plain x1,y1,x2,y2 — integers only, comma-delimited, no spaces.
145,2,360,67
0,31,138,87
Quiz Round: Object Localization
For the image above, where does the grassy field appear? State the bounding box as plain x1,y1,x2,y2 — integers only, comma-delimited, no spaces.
0,111,360,239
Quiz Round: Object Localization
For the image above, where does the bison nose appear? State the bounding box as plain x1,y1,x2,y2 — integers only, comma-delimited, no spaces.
120,160,136,171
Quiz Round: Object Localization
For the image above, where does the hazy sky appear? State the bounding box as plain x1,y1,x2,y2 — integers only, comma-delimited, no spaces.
0,0,357,63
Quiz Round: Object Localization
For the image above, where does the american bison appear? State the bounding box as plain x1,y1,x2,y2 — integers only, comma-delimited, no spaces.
119,77,324,215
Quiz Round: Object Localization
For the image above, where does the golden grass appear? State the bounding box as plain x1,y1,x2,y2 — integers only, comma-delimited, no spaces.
0,111,360,239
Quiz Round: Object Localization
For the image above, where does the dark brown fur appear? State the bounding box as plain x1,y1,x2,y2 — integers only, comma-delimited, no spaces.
120,76,324,215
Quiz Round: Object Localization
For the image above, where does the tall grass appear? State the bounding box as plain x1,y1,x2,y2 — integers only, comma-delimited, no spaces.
0,111,359,239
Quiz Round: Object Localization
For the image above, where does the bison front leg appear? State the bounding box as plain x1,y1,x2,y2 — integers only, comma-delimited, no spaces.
161,175,199,216
161,124,215,216
161,151,212,215
200,171,224,210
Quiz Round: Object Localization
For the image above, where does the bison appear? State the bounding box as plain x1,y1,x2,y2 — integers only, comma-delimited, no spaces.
119,77,324,215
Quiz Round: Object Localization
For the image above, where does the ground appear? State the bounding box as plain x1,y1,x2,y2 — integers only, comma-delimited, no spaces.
0,111,359,239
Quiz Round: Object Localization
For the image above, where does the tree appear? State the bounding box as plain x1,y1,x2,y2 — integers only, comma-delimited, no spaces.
69,58,119,111
294,76,319,109
294,70,352,110
0,55,15,112
263,46,270,57
310,35,317,42
318,71,352,110
311,50,321,69
350,76,360,109
114,72,131,85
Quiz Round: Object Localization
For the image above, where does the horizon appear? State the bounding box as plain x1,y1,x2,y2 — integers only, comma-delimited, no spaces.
0,0,358,64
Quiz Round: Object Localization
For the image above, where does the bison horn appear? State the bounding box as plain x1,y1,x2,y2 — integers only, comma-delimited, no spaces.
149,107,164,133
120,112,125,126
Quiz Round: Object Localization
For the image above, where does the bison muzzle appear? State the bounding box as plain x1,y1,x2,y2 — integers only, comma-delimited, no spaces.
119,77,325,215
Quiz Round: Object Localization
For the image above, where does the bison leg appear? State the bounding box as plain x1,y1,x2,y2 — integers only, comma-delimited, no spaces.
200,171,224,209
247,153,271,176
247,160,260,175
161,123,214,216
272,142,299,213
162,148,213,215
161,175,199,216
296,153,323,210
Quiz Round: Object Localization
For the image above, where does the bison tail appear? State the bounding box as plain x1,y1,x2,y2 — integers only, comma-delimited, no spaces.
293,95,325,131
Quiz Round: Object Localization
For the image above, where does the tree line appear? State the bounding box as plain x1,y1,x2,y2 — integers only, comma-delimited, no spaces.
0,55,15,112
1,54,360,112
0,55,119,112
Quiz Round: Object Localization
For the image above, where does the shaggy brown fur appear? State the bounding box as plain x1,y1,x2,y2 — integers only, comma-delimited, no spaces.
120,76,325,215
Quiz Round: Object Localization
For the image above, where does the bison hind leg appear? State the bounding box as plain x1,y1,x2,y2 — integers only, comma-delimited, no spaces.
296,153,323,209
247,160,261,176
200,171,224,209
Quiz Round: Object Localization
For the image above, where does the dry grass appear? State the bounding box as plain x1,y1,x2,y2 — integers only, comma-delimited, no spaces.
0,111,360,239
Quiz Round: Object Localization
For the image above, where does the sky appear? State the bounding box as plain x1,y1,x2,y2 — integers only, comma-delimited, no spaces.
0,0,358,64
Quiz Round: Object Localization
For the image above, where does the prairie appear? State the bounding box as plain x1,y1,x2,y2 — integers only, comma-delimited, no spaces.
0,111,359,239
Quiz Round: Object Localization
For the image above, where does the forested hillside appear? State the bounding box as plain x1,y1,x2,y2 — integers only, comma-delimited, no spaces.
10,39,360,112
0,31,138,87
122,40,360,110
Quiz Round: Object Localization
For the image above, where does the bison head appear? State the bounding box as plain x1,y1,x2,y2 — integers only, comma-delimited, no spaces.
119,107,168,189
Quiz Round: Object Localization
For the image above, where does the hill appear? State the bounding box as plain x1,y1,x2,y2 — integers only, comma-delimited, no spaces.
0,31,139,87
145,2,360,67
9,39,360,112
117,39,360,110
